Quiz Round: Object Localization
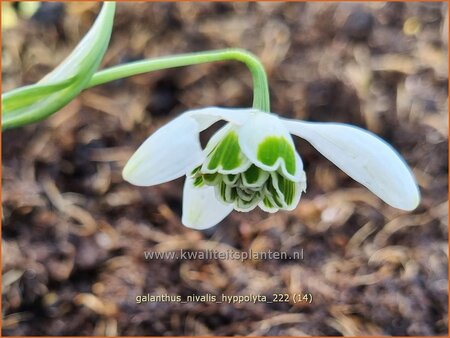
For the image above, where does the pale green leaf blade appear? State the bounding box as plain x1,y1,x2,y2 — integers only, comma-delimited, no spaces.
2,2,116,130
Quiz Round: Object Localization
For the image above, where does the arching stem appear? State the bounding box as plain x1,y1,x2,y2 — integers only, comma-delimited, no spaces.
87,48,270,112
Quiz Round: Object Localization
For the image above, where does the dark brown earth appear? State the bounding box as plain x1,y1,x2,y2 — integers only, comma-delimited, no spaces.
2,2,448,336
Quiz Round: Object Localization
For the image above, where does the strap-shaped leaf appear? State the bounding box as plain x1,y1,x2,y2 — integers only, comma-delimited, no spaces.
2,76,76,112
2,2,116,130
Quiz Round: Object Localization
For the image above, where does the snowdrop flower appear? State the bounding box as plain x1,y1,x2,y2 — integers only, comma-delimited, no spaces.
123,107,420,229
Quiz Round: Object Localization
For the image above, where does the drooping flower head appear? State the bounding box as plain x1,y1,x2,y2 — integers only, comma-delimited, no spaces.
123,107,420,229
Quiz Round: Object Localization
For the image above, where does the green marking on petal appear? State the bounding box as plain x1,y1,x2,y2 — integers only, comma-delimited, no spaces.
207,131,243,171
193,176,204,187
217,181,238,203
270,186,284,208
279,175,295,205
257,136,296,175
230,187,238,202
219,181,227,201
273,193,283,208
241,164,269,188
204,173,221,185
237,187,255,202
235,192,260,211
223,174,239,185
271,173,296,206
243,164,260,184
262,176,282,208
263,197,274,209
265,176,277,198
191,166,201,176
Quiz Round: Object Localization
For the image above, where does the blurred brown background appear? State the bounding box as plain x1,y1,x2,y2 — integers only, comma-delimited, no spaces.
2,2,448,336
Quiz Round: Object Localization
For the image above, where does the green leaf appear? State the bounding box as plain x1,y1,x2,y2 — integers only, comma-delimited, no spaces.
2,2,116,130
2,76,76,112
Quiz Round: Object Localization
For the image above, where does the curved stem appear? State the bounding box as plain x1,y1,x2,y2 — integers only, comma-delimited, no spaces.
2,48,271,130
87,48,270,112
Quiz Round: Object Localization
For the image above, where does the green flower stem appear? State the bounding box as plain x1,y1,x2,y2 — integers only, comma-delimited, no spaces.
87,48,270,112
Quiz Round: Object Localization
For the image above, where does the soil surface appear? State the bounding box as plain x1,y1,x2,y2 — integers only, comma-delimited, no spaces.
2,2,448,336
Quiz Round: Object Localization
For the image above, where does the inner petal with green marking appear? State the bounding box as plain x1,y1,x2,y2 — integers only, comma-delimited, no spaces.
201,129,250,174
257,136,296,176
191,126,307,213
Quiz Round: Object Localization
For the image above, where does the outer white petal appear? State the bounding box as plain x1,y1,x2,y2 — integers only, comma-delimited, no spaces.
186,106,256,130
238,112,304,182
283,119,420,211
182,176,233,229
123,107,256,187
123,115,204,186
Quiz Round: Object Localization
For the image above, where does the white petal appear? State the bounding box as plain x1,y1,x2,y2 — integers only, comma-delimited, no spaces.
182,176,233,229
123,115,204,186
238,112,304,182
186,106,255,130
284,120,420,210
